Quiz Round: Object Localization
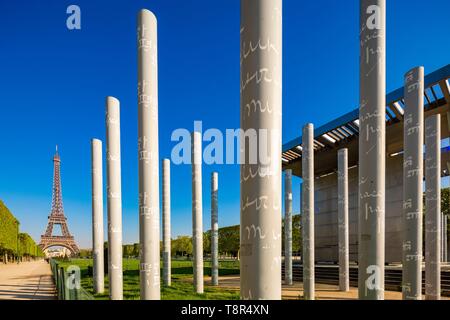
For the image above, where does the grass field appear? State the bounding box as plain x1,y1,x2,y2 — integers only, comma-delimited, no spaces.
57,258,240,300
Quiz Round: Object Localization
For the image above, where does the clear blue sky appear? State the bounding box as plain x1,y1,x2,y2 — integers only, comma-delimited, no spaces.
0,0,449,248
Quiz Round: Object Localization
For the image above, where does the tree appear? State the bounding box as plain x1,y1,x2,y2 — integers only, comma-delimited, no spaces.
292,214,302,254
0,200,20,257
172,236,192,257
123,244,134,258
203,231,211,255
219,226,239,257
132,243,140,257
442,188,449,235
442,188,449,216
79,249,92,258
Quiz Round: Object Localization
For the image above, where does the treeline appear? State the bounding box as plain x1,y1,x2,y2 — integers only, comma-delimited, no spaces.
78,214,302,259
440,188,449,216
0,200,44,261
79,187,450,260
18,233,44,258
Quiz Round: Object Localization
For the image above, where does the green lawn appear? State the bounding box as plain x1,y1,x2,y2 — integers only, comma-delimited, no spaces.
57,258,240,300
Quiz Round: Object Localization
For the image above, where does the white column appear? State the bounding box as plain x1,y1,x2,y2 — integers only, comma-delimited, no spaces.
442,215,448,262
162,159,171,286
425,114,441,300
91,139,105,293
240,0,282,300
91,139,104,294
442,214,445,263
402,66,424,300
358,0,386,300
211,172,219,286
302,123,315,300
106,96,123,300
338,148,349,292
284,169,293,285
192,132,203,293
137,9,160,300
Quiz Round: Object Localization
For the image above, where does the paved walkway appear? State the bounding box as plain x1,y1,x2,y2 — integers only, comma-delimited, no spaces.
0,260,56,300
205,275,449,300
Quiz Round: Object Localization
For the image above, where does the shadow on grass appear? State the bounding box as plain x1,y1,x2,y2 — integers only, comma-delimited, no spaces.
120,266,239,278
170,266,239,276
57,258,240,300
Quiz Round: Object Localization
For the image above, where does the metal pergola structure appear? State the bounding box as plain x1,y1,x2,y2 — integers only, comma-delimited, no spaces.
282,64,450,178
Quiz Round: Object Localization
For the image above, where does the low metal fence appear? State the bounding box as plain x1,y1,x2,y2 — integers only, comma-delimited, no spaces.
50,259,94,300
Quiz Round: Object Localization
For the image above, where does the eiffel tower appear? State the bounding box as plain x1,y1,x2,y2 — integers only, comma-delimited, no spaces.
39,146,79,255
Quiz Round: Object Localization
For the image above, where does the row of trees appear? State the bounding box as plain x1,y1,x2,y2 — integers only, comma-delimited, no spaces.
0,200,19,258
77,188,449,260
77,214,302,259
170,214,302,258
18,233,44,258
0,200,44,261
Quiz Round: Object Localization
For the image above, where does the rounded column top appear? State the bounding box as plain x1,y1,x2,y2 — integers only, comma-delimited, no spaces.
405,66,424,78
138,9,157,24
106,96,120,105
426,113,441,124
303,123,314,130
302,123,314,144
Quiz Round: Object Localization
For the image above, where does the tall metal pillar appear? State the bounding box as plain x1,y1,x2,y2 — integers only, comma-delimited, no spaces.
442,215,448,262
442,213,445,263
338,148,349,292
162,159,171,286
302,123,315,300
358,0,386,300
91,138,104,294
106,96,123,300
211,172,219,286
192,132,204,294
137,9,160,300
425,114,441,300
240,0,282,300
402,67,424,300
284,169,293,285
441,214,448,263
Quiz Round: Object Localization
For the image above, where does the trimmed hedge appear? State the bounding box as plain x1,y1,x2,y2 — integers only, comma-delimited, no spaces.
0,200,44,257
